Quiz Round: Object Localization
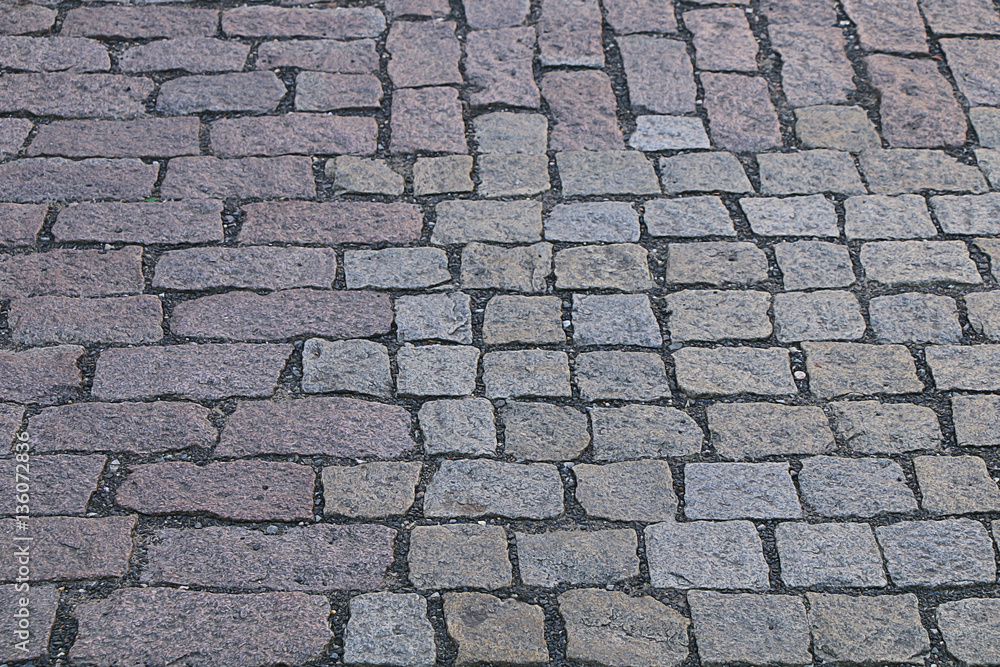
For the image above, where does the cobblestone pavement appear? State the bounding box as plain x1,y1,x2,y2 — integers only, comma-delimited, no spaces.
1,0,1000,665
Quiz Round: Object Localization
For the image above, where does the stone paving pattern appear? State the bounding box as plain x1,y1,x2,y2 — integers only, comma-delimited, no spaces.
1,0,1000,665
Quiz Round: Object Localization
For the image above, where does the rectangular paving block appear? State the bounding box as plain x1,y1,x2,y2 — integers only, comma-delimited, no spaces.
775,522,887,588
925,345,1000,391
807,592,930,664
344,592,436,667
544,72,621,150
0,516,135,582
574,351,670,401
408,523,512,590
673,347,797,397
210,114,377,157
256,39,378,72
590,405,703,460
0,157,157,202
802,342,923,398
3,454,104,516
0,73,153,119
798,456,918,518
423,459,564,519
222,6,385,38
0,584,58,663
573,460,677,522
54,200,224,244
556,151,660,196
707,402,834,459
0,203,45,247
323,462,422,518
645,520,769,590
876,518,997,588
936,598,1000,666
160,156,315,199
684,462,803,520
154,246,337,291
444,592,549,666
516,529,639,587
7,295,163,346
62,7,219,39
0,345,84,405
239,201,423,245
952,394,1000,447
0,246,143,299
829,400,942,454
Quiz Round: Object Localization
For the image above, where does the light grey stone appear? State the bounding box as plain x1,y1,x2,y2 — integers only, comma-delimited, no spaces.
807,593,930,665
665,289,772,342
616,35,696,113
930,193,1000,235
544,202,640,243
629,115,710,151
573,460,677,522
914,455,1000,515
859,149,988,195
925,344,1000,391
408,524,512,590
302,338,393,397
673,347,797,397
557,150,660,196
830,400,942,454
876,519,997,588
473,112,546,154
971,106,1000,148
740,195,839,237
501,402,589,461
775,241,856,290
658,152,752,194
773,290,866,342
460,242,551,293
559,589,690,667
952,394,1000,448
799,456,918,518
328,156,404,196
844,194,937,240
572,294,661,347
516,529,639,587
687,592,812,667
775,522,887,588
554,244,652,291
803,342,923,398
976,147,1000,189
396,344,480,397
645,520,770,590
395,292,472,344
869,292,962,344
758,149,865,195
975,238,1000,279
443,593,549,666
664,242,768,286
574,351,670,401
477,154,549,197
483,350,572,398
966,290,1000,340
344,592,436,667
707,402,834,459
937,598,1000,666
644,196,736,238
345,248,451,289
433,200,542,245
794,105,881,152
322,462,422,519
482,295,564,345
424,459,564,519
590,404,703,460
684,462,803,520
413,155,473,195
419,398,496,456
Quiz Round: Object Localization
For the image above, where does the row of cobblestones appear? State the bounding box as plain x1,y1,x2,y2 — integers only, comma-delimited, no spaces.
2,0,1000,665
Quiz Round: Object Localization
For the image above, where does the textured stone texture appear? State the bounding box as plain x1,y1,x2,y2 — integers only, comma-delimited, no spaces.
937,598,1000,666
757,150,865,195
686,8,757,72
0,157,157,202
773,290,866,342
537,0,603,68
54,200,223,244
701,73,782,152
444,593,549,666
560,589,689,667
434,200,541,245
329,156,403,195
0,246,143,298
741,194,838,236
501,402,590,461
71,589,331,667
483,295,563,345
301,338,392,397
391,86,467,154
465,28,539,109
952,394,1000,447
646,520,770,590
461,242,551,292
344,593,436,667
574,460,677,522
160,156,315,200
674,347,797,397
387,20,460,88
842,0,927,53
707,402,834,459
323,463,421,519
803,342,923,398
0,516,135,582
483,350,572,398
665,242,767,287
572,294,661,346
222,6,385,38
8,295,163,346
212,114,376,157
4,454,103,516
396,345,480,397
0,584,58,663
775,522,887,588
516,530,639,587
155,246,338,290
424,460,564,519
258,39,378,72
859,149,988,194
0,74,154,119
575,351,670,401
666,290,772,342
808,593,930,664
868,55,966,147
926,345,1000,391
644,197,736,237
294,72,383,111
617,36,696,114
556,151,660,197
0,345,84,405
0,202,44,246
630,115,709,151
119,38,247,73
775,241,856,290
869,292,962,344
659,152,752,194
543,71,622,151
63,7,218,39
419,398,496,456
397,292,472,344
556,244,651,291
844,195,936,240
830,400,941,454
345,247,451,289
240,201,423,245
795,105,882,152
409,524,512,589
876,519,997,587
30,118,198,157
798,456,918,517
684,462,802,520
914,455,1000,515
158,72,286,115
142,524,395,591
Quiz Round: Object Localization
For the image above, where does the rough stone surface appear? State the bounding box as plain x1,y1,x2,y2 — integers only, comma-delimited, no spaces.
914,455,1000,515
630,115,709,151
301,338,393,397
545,202,639,243
775,522,887,588
741,194,839,237
803,342,923,398
255,39,379,72
673,347,797,397
444,593,549,666
556,151,660,197
0,246,143,299
419,398,496,456
646,520,770,590
684,462,803,520
0,73,154,119
757,150,865,195
409,524,512,590
799,456,918,518
0,202,44,246
396,292,472,344
972,106,1000,148
396,345,479,397
687,592,812,667
617,36,696,114
937,598,1000,666
775,241,856,290
434,200,542,245
240,201,423,245
868,55,966,148
952,394,1000,448
876,519,997,588
154,246,338,291
345,247,451,289
413,155,474,195
5,454,104,516
590,404,703,460
465,27,539,109
859,149,988,195
329,156,404,195
344,593,436,667
830,400,942,454
212,114,377,157
516,530,639,587
501,402,590,461
391,86,467,154
473,112,547,153
54,200,224,244
157,72,286,115
808,593,931,664
294,72,383,111
461,243,551,293
556,244,652,291
769,25,856,107
701,73,783,152
773,290,866,342
222,6,385,39
8,295,163,346
559,589,689,667
537,0,603,68
0,157,157,202
572,294,661,347
844,194,937,240
842,0,927,53
0,515,135,582
574,351,670,401
644,197,736,237
483,350,572,398
794,105,882,152
686,7,757,72
483,295,563,345
666,289,772,342
0,584,58,663
665,242,768,287
160,156,315,200
0,345,84,405
423,459,564,519
926,345,1000,391
477,154,549,197
543,71,622,151
707,402,834,459
30,118,198,158
119,38,248,73
573,460,677,522
870,292,962,344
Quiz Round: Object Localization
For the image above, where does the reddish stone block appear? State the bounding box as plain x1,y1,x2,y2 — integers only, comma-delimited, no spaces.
604,0,677,34
0,118,31,156
769,25,856,107
294,72,383,111
159,156,315,200
256,39,378,72
0,247,143,299
157,71,286,114
116,460,315,521
153,246,337,291
217,396,415,458
543,71,624,151
941,39,1000,106
0,584,58,663
761,0,838,25
841,0,927,53
466,27,540,108
0,158,158,202
685,8,758,72
867,54,966,148
8,295,163,347
0,346,83,405
92,343,292,401
28,118,200,158
0,203,44,246
701,73,782,152
71,589,331,667
538,0,604,67
53,200,224,244
463,0,530,29
119,37,249,73
0,73,153,118
29,401,216,455
2,454,105,516
239,201,423,245
0,516,135,582
387,0,451,17
390,86,467,154
62,7,219,39
0,4,56,36
170,289,391,341
211,114,376,157
387,20,461,88
222,6,385,38
617,35,696,114
0,403,23,448
141,524,396,591
0,36,109,72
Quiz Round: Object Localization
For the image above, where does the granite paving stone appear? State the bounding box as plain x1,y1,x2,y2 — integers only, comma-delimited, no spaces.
707,402,835,459
604,0,678,34
444,593,549,665
658,152,752,194
221,6,385,39
419,398,496,456
757,150,865,195
154,246,339,290
952,394,1000,447
574,351,671,401
972,106,1000,147
476,154,550,197
629,115,710,151
0,158,158,202
665,289,772,342
54,200,224,244
537,0,603,68
773,290,866,342
936,598,1000,666
914,455,1000,515
673,347,797,396
8,295,163,347
775,522,887,588
859,149,988,194
0,73,154,119
256,39,378,72
408,524,512,589
590,404,703,460
741,194,839,237
295,72,383,111
465,28,540,108
803,342,923,398
0,515,135,582
301,338,393,397
977,147,1000,189
556,151,660,196
516,529,639,587
434,200,542,245
501,402,590,461
396,345,479,397
323,463,422,519
391,87,467,154
413,155,474,195
542,71,623,151
344,593,436,667
329,156,404,195
160,156,315,200
941,39,1000,106
870,292,962,343
555,244,652,291
119,38,248,73
798,456,919,518
926,345,1000,391
0,119,31,158
0,4,56,35
644,196,737,237
239,201,423,245
29,118,200,158
862,240,982,286
876,519,997,587
701,73,783,152
473,112,547,153
919,0,1000,34
461,242,551,292
545,202,639,243
685,8,757,72
843,194,937,240
396,292,472,344
211,115,377,158
463,0,529,29
386,20,461,88
867,55,966,147
665,242,768,286
387,0,451,18
645,520,770,590
768,25,857,107
684,462,803,520
807,593,931,664
6,454,104,516
0,585,58,663
345,247,451,289
931,193,1000,235
158,72,286,115
483,350,572,398
794,105,882,152
0,346,84,405
572,294,661,347
842,0,927,53
482,295,563,345
775,241,857,290
424,459,564,520
830,400,942,454
573,460,677,522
